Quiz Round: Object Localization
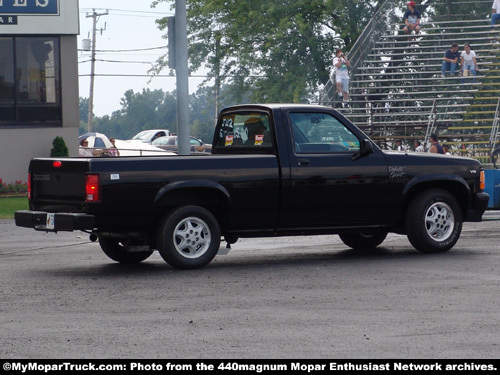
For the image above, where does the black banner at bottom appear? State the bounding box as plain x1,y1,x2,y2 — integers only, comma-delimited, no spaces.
1,360,499,374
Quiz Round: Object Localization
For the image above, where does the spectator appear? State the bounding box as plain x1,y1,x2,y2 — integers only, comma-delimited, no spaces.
441,43,460,77
442,144,452,155
108,138,120,156
414,140,424,152
403,1,421,41
460,43,478,84
332,48,351,105
492,0,500,26
79,137,105,157
79,138,94,157
396,140,406,152
429,133,444,154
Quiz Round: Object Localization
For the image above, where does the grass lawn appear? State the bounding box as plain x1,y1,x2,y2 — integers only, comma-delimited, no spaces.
0,196,28,219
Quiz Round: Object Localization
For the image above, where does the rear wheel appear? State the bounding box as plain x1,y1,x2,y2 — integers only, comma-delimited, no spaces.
339,232,388,250
156,206,221,269
98,237,153,264
406,189,462,253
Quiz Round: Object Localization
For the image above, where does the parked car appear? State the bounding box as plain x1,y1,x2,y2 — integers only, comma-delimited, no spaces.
130,129,170,144
152,135,212,153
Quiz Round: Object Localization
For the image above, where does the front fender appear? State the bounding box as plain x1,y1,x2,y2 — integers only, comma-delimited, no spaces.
402,173,471,198
401,174,472,221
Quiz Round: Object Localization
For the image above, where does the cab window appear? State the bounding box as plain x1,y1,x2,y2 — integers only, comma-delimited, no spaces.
290,112,360,154
214,112,273,152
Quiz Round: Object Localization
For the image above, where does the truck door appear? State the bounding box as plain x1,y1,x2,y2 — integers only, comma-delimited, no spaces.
282,110,391,228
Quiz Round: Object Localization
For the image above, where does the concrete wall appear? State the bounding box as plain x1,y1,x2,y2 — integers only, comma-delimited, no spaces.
0,127,78,184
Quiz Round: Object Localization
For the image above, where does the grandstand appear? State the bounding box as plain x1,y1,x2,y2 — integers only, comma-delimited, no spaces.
319,0,500,165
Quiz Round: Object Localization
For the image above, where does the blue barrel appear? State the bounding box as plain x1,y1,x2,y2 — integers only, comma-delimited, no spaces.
484,170,500,209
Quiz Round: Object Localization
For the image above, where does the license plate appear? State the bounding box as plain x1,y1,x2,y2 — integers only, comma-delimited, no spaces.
46,213,55,229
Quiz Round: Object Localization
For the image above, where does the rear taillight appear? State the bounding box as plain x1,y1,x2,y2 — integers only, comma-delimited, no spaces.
27,173,31,200
85,174,100,202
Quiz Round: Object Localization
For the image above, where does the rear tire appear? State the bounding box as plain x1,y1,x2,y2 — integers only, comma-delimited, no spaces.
156,206,221,269
406,189,462,253
339,232,388,250
99,237,153,264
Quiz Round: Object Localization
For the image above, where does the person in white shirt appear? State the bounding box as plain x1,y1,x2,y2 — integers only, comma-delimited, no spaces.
396,140,406,152
492,0,500,26
460,43,478,83
414,140,424,152
332,48,351,104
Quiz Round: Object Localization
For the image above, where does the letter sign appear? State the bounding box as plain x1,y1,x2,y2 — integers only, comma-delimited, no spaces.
0,0,58,14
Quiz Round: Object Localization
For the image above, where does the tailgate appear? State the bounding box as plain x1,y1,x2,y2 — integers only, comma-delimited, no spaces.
29,158,89,212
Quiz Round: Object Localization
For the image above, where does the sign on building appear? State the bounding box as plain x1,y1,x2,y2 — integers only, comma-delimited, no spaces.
0,0,58,14
0,0,78,34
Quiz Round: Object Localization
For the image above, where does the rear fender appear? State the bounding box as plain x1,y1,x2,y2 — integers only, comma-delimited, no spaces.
154,180,231,227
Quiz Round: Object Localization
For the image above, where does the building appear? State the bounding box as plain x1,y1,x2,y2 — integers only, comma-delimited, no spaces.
0,0,79,184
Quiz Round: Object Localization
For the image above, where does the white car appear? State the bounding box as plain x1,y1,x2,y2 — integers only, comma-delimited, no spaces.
130,129,170,144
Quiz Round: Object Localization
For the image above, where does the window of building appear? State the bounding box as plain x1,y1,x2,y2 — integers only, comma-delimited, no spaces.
0,36,61,127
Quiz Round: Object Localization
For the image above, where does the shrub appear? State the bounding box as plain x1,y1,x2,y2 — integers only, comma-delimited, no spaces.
0,179,28,195
50,136,69,157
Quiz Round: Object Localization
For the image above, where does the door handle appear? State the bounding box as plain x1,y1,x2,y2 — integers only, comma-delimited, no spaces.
298,159,310,166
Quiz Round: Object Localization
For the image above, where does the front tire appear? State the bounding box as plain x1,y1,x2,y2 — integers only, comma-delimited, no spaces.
339,232,388,250
99,237,153,264
406,189,462,253
156,206,221,269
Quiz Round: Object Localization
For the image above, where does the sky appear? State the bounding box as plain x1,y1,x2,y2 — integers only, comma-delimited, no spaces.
78,0,206,117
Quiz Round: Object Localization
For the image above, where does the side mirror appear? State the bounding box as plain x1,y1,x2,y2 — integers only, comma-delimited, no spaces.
351,139,374,161
361,139,374,156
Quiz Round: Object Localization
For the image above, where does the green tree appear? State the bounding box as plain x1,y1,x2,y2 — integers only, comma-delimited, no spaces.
152,0,384,103
81,89,179,140
79,97,89,124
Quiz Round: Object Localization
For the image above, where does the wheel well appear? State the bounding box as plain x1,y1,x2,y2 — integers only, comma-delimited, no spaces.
401,181,469,224
153,188,230,236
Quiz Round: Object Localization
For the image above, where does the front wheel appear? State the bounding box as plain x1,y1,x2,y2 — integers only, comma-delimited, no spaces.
98,237,153,264
156,206,221,269
406,189,462,253
339,232,388,250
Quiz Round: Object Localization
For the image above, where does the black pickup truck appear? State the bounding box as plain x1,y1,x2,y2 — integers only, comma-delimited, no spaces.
15,104,489,269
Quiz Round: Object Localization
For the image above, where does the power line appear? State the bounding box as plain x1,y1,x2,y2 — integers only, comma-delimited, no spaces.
79,74,206,78
78,59,156,64
79,8,172,18
78,46,165,53
95,59,154,64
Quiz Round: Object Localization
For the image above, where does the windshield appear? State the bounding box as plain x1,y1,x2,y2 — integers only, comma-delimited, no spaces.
131,131,152,141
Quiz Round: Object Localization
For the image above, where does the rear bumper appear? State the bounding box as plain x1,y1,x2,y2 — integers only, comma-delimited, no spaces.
466,192,490,222
15,210,95,232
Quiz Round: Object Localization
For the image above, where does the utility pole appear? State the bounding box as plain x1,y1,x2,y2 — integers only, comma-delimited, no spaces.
86,9,108,132
214,32,221,126
175,0,190,155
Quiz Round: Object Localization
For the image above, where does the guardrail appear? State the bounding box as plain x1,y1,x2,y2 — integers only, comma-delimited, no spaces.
79,147,174,157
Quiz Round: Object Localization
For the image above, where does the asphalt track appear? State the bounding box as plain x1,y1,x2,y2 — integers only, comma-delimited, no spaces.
1,213,499,358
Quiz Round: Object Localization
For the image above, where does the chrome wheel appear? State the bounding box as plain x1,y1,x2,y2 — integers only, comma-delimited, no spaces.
157,206,221,269
173,216,211,259
425,202,454,242
406,189,462,253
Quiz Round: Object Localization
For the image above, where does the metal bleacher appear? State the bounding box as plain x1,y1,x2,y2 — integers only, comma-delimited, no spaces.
319,0,500,163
